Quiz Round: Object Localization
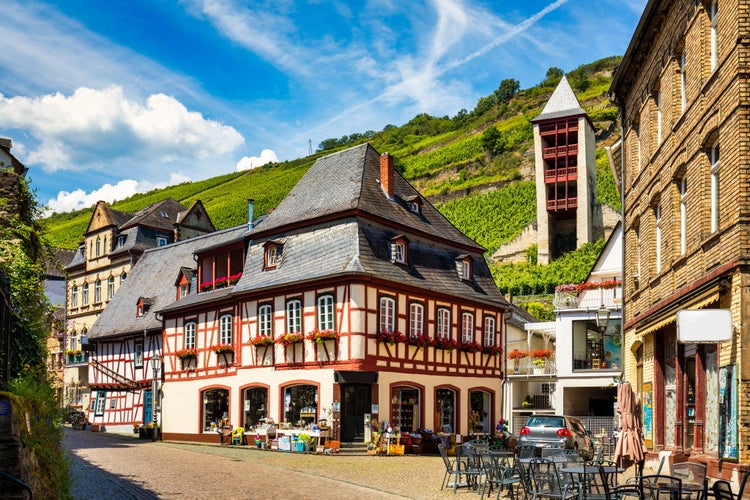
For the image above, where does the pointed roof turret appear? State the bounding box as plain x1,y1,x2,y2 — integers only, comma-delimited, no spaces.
532,75,586,122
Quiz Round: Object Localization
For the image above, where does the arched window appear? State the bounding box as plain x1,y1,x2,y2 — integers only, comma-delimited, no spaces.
82,283,89,306
94,279,102,303
286,299,302,333
184,322,196,349
121,272,127,284
391,386,420,432
71,285,78,308
283,384,318,426
108,276,115,300
317,295,335,331
379,296,396,332
258,303,273,337
409,302,424,338
436,388,456,433
243,387,268,428
202,388,229,432
219,314,233,344
436,308,450,339
96,237,101,257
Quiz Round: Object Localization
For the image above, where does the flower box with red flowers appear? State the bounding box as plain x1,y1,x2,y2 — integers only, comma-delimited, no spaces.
228,272,242,285
482,345,503,356
199,282,213,292
531,348,553,359
213,344,235,354
306,330,339,344
250,336,275,347
406,334,435,348
176,348,197,360
376,330,405,345
459,341,482,353
507,349,528,360
275,333,304,346
434,337,458,351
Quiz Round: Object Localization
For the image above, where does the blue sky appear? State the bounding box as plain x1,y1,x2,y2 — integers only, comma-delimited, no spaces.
0,0,646,214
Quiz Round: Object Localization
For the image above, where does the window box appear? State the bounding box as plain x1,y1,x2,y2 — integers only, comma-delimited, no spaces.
306,330,339,344
250,336,275,347
275,333,304,346
376,330,405,345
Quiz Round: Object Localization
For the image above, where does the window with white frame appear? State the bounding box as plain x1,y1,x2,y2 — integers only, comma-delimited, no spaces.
317,294,335,331
71,285,78,308
82,283,89,306
655,204,662,274
461,311,474,344
710,0,718,71
179,283,189,298
185,322,196,349
379,296,396,333
96,237,101,257
266,245,278,268
392,241,406,264
286,300,302,334
680,51,687,114
259,303,273,336
220,314,233,344
409,302,424,338
94,279,102,303
134,341,143,368
157,236,168,247
679,177,687,255
436,308,450,339
710,143,720,233
483,316,496,346
94,391,106,416
108,276,115,300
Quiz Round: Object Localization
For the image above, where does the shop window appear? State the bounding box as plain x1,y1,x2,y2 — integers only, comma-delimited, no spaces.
317,294,335,331
571,318,622,371
409,302,424,338
470,391,491,434
286,299,302,334
379,296,396,333
436,308,450,339
391,387,420,433
94,391,106,416
184,322,196,350
202,388,229,432
704,349,719,452
258,303,273,337
663,329,677,448
283,384,318,426
243,387,269,428
436,388,456,433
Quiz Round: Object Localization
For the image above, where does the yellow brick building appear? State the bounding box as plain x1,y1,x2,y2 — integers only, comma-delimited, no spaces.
610,0,749,482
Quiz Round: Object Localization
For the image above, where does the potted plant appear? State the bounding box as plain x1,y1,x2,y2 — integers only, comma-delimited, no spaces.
522,395,533,408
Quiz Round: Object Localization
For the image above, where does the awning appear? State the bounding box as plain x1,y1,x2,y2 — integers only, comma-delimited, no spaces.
334,371,378,384
635,289,720,337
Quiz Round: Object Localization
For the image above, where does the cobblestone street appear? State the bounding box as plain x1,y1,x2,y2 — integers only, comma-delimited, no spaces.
64,428,474,499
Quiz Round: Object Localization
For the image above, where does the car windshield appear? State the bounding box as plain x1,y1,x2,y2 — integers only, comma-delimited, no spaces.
526,416,565,427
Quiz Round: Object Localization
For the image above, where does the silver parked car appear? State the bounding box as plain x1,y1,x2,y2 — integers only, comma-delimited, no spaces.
518,415,595,460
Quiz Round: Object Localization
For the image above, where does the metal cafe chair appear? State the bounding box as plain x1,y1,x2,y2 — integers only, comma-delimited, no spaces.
712,481,736,500
640,474,683,500
671,462,707,500
599,466,641,500
528,458,578,500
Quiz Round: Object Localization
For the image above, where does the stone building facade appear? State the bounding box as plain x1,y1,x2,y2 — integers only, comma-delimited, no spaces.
610,0,749,482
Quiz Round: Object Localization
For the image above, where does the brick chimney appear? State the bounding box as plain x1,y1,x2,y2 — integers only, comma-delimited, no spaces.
380,152,394,199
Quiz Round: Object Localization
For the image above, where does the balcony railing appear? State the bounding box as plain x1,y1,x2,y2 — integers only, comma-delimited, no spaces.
66,352,88,365
508,357,556,376
554,286,622,310
542,144,578,158
544,166,578,182
546,197,578,211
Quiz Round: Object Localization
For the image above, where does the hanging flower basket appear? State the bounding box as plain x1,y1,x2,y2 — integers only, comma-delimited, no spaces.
306,330,339,344
275,333,304,346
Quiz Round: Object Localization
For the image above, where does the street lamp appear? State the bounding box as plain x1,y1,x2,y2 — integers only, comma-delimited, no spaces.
595,306,611,335
150,355,161,442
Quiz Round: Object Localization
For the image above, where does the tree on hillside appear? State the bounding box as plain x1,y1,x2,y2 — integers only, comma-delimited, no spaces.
481,125,503,156
543,67,565,87
494,78,520,102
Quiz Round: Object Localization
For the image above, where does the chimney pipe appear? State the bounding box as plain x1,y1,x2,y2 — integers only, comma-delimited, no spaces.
247,199,254,230
380,153,394,199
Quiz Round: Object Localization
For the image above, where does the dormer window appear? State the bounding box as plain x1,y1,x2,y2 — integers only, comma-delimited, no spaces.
136,297,152,317
390,235,408,264
264,241,283,270
117,235,126,247
156,236,168,247
456,255,474,281
407,195,422,214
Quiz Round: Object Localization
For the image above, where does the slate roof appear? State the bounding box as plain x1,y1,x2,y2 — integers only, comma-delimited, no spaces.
120,198,185,231
531,76,587,123
251,143,481,251
88,225,246,340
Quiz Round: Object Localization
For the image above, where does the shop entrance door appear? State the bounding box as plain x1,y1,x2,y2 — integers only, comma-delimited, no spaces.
340,384,371,442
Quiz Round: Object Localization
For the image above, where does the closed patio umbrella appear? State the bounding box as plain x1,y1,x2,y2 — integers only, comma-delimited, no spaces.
614,382,647,474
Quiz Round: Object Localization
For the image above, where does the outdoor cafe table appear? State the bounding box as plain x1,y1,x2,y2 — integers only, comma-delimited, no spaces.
560,465,624,500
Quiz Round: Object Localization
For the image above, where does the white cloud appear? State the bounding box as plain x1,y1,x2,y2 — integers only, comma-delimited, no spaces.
44,172,192,215
0,86,245,173
236,149,279,171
